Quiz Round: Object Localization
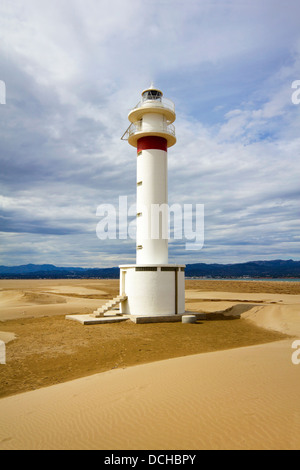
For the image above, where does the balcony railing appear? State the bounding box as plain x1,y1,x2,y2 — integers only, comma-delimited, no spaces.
126,121,176,139
133,96,175,114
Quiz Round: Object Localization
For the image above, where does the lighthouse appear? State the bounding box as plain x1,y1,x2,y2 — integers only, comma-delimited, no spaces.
120,85,185,317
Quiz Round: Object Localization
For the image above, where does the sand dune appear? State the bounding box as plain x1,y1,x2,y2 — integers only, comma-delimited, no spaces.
0,339,299,450
0,279,299,450
242,304,300,337
0,281,113,322
44,285,108,296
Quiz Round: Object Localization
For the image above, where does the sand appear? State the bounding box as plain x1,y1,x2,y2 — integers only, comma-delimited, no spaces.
0,279,116,322
0,279,299,450
0,340,299,450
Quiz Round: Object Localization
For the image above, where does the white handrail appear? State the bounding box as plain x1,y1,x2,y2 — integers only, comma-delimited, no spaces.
133,97,175,113
128,121,175,137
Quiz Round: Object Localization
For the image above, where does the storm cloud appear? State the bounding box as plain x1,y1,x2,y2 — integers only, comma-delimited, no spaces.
0,0,300,267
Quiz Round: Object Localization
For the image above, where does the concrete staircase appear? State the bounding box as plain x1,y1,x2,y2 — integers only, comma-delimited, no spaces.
93,295,127,318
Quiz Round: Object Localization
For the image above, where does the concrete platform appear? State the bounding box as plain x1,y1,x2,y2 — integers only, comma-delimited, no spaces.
65,314,130,325
66,312,206,325
130,312,206,324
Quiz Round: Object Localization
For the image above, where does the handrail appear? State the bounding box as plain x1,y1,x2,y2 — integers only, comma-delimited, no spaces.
133,97,175,114
128,121,175,137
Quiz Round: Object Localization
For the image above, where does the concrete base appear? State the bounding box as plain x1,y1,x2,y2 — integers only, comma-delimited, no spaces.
65,311,206,325
182,315,197,324
130,315,181,324
130,312,205,324
65,314,130,325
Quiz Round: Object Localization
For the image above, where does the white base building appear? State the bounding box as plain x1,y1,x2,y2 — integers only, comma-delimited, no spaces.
119,264,185,316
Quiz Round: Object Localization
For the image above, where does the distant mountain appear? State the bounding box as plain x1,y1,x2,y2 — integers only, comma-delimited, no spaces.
0,264,118,279
185,259,300,278
0,260,299,279
0,264,83,274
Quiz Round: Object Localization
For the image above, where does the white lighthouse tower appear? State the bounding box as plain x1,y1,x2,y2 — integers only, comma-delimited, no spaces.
120,85,185,318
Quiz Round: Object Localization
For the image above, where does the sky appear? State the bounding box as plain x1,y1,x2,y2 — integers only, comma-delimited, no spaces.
0,0,300,268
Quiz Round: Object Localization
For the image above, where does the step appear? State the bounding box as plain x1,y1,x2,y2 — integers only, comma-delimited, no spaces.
66,314,130,325
93,295,127,318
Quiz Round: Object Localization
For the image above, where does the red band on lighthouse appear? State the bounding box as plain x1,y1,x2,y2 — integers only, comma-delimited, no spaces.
137,136,167,153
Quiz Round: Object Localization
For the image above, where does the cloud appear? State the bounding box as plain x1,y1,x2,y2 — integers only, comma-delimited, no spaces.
0,0,300,267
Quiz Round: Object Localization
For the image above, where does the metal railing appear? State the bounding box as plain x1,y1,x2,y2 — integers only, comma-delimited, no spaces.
127,121,175,138
133,96,175,114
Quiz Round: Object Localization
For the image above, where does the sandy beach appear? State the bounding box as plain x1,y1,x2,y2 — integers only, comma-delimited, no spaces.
0,279,299,450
